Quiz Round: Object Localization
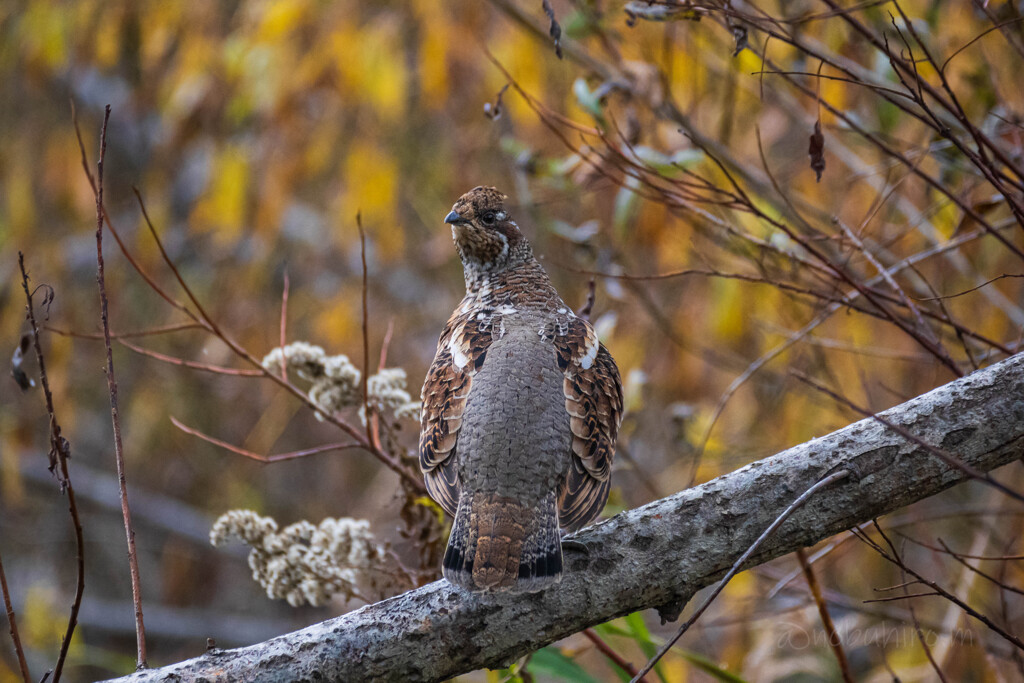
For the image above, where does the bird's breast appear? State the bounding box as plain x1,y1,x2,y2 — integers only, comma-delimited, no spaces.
456,316,571,498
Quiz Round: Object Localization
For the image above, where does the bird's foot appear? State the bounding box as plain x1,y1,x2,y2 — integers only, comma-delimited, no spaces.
560,538,590,556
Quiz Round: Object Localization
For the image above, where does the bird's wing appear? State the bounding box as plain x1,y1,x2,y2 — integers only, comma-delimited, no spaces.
554,317,623,531
419,308,491,518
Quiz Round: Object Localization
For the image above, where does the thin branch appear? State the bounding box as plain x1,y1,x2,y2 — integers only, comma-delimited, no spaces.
279,268,290,383
357,213,375,450
903,582,949,682
582,628,648,681
936,538,1024,598
863,591,943,603
940,16,1024,74
855,522,1024,652
116,339,264,376
752,68,914,98
912,274,1024,302
896,533,1024,561
767,532,850,599
796,548,854,682
18,252,84,683
44,321,204,339
169,417,364,463
378,319,395,371
0,548,31,682
632,469,851,680
85,104,148,669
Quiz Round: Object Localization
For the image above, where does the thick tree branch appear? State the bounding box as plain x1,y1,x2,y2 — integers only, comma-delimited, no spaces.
108,353,1024,682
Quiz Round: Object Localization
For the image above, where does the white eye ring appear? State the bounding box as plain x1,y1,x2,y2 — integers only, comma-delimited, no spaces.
496,211,507,220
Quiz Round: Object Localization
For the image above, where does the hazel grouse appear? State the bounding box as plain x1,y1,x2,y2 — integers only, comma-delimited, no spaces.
419,186,623,593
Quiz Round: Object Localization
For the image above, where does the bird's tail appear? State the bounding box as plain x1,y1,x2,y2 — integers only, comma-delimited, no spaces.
443,491,562,593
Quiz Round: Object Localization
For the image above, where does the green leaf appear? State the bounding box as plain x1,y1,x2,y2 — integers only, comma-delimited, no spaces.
624,612,668,683
677,650,749,683
572,78,605,122
597,612,750,683
527,645,600,683
613,175,641,237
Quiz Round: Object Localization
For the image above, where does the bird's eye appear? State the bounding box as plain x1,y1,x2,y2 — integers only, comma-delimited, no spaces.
481,211,496,225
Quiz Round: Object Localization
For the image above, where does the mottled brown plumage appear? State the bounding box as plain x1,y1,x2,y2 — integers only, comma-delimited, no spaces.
420,186,623,593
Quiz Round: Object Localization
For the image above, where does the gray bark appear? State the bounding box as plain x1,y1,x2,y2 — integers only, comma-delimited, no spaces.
107,353,1024,682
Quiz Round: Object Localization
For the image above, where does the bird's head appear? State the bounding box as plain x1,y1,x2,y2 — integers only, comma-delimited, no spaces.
444,186,529,273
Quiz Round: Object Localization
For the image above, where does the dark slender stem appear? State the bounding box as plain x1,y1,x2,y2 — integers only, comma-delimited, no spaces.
357,213,375,450
936,539,1024,597
582,628,648,681
0,549,31,682
854,523,1024,652
90,104,148,669
279,269,289,382
169,417,362,463
796,548,854,682
18,252,85,683
632,469,851,680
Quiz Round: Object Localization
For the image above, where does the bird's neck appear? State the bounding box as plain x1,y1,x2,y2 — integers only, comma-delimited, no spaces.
462,256,559,310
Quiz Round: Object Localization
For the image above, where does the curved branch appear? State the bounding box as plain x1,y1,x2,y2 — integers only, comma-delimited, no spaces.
107,353,1024,683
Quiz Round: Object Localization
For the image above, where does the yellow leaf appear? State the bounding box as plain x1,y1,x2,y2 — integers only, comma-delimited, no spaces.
314,293,356,347
488,31,543,124
414,496,447,526
94,4,121,67
710,277,747,342
331,20,407,121
19,1,69,72
257,0,310,42
4,164,36,241
342,142,401,256
417,10,450,105
192,145,250,242
23,584,82,657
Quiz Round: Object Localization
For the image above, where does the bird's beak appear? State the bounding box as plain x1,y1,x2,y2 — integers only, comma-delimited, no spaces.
444,210,465,225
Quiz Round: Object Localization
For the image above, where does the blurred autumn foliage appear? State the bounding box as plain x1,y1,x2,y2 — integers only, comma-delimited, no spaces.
3,0,1024,680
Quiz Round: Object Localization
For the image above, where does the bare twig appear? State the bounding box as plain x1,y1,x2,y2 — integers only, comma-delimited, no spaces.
169,417,363,463
44,321,203,340
796,548,853,682
895,533,1024,561
355,212,380,454
115,339,264,377
582,628,648,682
854,522,1024,652
18,252,85,683
83,104,148,670
936,538,1024,598
372,318,396,452
904,584,949,682
378,319,395,371
279,268,290,383
632,469,851,680
0,548,31,682
912,274,1024,302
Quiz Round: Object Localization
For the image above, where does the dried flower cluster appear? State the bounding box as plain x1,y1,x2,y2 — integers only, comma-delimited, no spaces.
210,509,394,606
261,342,419,423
